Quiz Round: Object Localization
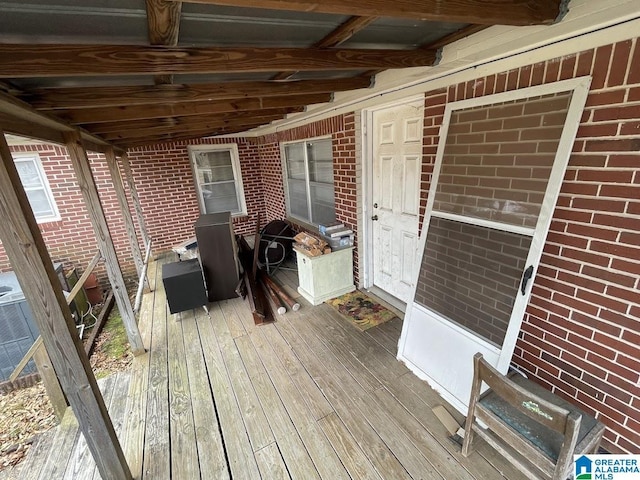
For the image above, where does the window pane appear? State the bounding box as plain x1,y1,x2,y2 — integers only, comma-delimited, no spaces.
310,183,336,225
414,216,531,347
202,181,239,214
197,165,234,183
15,160,41,187
288,179,309,221
284,139,336,225
307,140,333,183
196,151,232,168
25,188,55,217
433,92,572,229
285,144,306,180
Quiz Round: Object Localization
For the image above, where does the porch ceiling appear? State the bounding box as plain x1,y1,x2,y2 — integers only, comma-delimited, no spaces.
0,0,563,149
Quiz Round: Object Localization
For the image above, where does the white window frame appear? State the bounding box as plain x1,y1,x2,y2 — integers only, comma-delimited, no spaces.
13,153,60,223
188,144,247,217
281,135,335,227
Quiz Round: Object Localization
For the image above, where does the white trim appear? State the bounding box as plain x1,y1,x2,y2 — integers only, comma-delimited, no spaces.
361,95,425,291
432,212,535,237
187,143,247,217
12,153,61,224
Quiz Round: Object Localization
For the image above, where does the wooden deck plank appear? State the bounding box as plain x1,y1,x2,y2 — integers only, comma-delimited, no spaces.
273,312,412,480
255,443,291,480
196,303,261,479
314,307,524,480
36,407,80,480
94,373,132,480
234,299,334,422
167,309,201,479
220,299,247,339
182,307,230,479
141,265,170,480
246,326,350,480
234,333,321,480
16,429,54,480
364,321,401,356
63,375,116,480
215,301,275,452
23,261,529,480
317,412,383,480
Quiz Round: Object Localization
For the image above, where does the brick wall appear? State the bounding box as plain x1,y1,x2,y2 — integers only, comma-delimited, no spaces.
420,38,640,453
258,114,360,282
126,137,264,254
0,143,135,286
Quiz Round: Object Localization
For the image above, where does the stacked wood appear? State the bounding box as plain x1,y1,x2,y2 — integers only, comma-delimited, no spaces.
293,232,330,257
237,235,273,325
236,229,301,321
263,275,300,312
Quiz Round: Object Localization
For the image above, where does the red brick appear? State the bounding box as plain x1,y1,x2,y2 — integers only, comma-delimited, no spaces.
591,44,613,89
544,59,561,83
608,40,633,87
591,240,640,262
560,54,576,80
575,49,594,77
607,154,640,168
628,39,640,84
585,138,640,152
593,105,640,122
576,123,619,138
572,197,626,213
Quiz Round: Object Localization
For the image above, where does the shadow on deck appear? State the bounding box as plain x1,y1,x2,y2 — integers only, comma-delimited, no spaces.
18,257,526,479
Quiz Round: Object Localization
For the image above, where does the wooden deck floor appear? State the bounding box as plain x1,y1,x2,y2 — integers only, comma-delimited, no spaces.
19,258,526,480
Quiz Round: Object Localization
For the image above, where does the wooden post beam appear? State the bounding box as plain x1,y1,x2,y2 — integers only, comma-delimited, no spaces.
0,130,132,480
105,148,144,278
64,131,145,356
119,153,151,248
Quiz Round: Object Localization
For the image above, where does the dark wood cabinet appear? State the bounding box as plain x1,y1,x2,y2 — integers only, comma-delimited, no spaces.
195,212,239,302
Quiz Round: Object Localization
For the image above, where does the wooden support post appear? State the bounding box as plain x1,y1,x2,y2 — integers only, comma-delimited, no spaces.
119,153,150,248
0,130,132,480
105,147,144,278
64,131,145,356
33,344,68,420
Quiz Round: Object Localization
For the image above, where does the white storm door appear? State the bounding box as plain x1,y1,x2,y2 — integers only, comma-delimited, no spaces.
398,78,591,413
371,100,423,304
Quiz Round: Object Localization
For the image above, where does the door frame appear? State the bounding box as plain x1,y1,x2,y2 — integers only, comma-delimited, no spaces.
361,94,425,303
397,76,592,413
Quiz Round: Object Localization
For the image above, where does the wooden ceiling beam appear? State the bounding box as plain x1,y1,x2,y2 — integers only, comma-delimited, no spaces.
112,124,266,148
0,91,121,154
101,116,283,141
0,44,436,78
272,15,378,80
51,93,330,124
145,0,183,85
175,0,561,26
29,78,368,110
85,107,303,134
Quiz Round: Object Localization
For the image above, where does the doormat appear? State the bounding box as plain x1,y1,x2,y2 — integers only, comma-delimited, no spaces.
326,291,398,331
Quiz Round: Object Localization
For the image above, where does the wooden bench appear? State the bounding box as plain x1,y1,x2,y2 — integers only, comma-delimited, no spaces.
462,353,605,480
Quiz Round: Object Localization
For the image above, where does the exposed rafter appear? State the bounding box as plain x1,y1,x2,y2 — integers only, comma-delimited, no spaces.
0,44,436,78
27,78,369,110
50,93,330,125
112,126,262,148
272,15,378,81
146,0,183,85
85,108,304,135
174,0,561,26
100,115,286,141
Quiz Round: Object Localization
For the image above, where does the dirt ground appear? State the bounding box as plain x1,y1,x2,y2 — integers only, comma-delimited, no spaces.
0,312,132,474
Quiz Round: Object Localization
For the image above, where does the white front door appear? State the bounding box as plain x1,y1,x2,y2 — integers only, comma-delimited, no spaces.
371,100,424,304
398,78,591,413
